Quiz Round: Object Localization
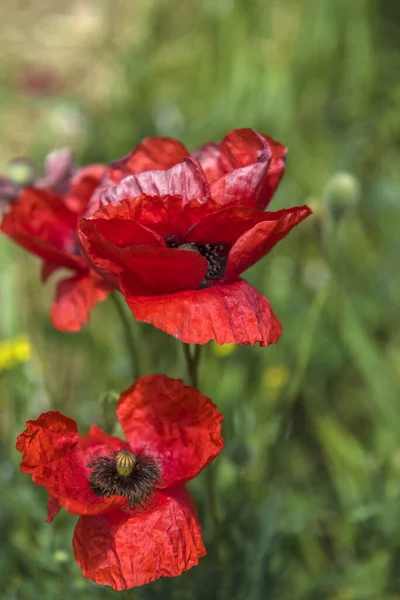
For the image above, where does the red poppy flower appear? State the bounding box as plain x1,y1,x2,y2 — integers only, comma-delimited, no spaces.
1,161,111,331
88,128,286,214
79,156,311,346
16,374,224,590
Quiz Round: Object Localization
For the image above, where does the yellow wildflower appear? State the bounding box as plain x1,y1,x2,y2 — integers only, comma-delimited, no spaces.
0,335,32,371
210,341,236,358
262,365,289,390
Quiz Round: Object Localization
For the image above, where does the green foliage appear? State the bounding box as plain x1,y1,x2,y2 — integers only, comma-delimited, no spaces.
1,0,400,598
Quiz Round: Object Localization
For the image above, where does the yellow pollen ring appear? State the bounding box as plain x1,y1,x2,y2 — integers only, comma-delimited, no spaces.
115,450,136,477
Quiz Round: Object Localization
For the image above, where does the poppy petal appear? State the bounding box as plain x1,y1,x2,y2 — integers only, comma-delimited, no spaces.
122,137,189,172
41,261,59,282
80,209,208,295
47,496,61,523
194,128,287,209
80,200,165,248
65,164,107,215
185,204,266,246
122,279,282,346
51,272,111,332
1,187,86,271
191,142,224,184
16,411,79,475
117,374,224,488
118,247,207,295
72,487,206,590
37,148,74,195
99,157,210,207
223,205,312,281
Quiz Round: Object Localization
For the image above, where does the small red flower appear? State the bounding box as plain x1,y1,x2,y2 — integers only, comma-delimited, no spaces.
1,160,111,331
88,128,286,214
79,153,310,346
16,374,224,590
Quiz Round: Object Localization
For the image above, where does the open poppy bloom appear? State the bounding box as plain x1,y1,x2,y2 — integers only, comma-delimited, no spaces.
88,128,287,214
16,374,224,590
1,159,111,331
79,154,311,345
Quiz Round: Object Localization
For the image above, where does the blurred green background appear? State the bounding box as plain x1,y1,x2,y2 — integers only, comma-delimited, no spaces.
1,0,400,598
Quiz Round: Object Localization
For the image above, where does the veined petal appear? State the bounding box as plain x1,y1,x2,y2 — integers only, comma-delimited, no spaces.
122,279,282,346
73,487,206,590
99,158,210,207
117,374,224,488
1,187,86,271
51,272,112,332
223,205,312,282
194,128,287,209
123,137,189,172
16,411,79,475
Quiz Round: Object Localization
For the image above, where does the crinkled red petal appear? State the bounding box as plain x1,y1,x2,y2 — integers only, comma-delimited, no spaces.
123,137,189,172
258,134,288,209
99,157,210,207
73,487,206,590
47,496,61,523
193,128,287,209
93,194,217,241
185,204,270,246
51,271,112,332
191,142,224,184
81,199,165,246
65,164,107,215
80,206,208,295
122,278,282,346
117,247,207,295
117,374,224,488
1,187,86,271
223,205,312,282
41,261,60,282
16,411,79,475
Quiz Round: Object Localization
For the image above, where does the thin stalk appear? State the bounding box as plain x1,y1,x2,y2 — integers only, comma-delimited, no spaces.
183,343,202,389
183,344,221,549
110,292,142,381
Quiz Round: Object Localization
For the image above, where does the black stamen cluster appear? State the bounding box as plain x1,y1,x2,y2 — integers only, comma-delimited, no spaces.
88,451,161,507
166,237,227,287
197,244,227,282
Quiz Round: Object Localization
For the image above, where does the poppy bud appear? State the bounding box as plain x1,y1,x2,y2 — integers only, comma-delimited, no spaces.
7,158,35,186
323,172,360,220
227,438,253,469
115,450,136,476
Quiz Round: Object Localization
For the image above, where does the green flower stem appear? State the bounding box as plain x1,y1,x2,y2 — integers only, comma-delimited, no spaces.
110,292,142,381
183,343,202,389
183,344,221,549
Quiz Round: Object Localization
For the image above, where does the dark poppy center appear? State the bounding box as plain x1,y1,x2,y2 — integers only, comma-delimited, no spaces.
88,449,161,507
167,238,227,287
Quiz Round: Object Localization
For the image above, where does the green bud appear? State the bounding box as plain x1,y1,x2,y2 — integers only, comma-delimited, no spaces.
226,438,253,469
7,158,35,186
323,172,360,220
53,549,69,564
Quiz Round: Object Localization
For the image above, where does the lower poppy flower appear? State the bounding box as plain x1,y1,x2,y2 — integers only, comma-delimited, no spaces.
16,374,224,590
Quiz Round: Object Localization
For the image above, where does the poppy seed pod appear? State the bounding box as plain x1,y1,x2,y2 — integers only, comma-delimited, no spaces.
323,172,360,221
